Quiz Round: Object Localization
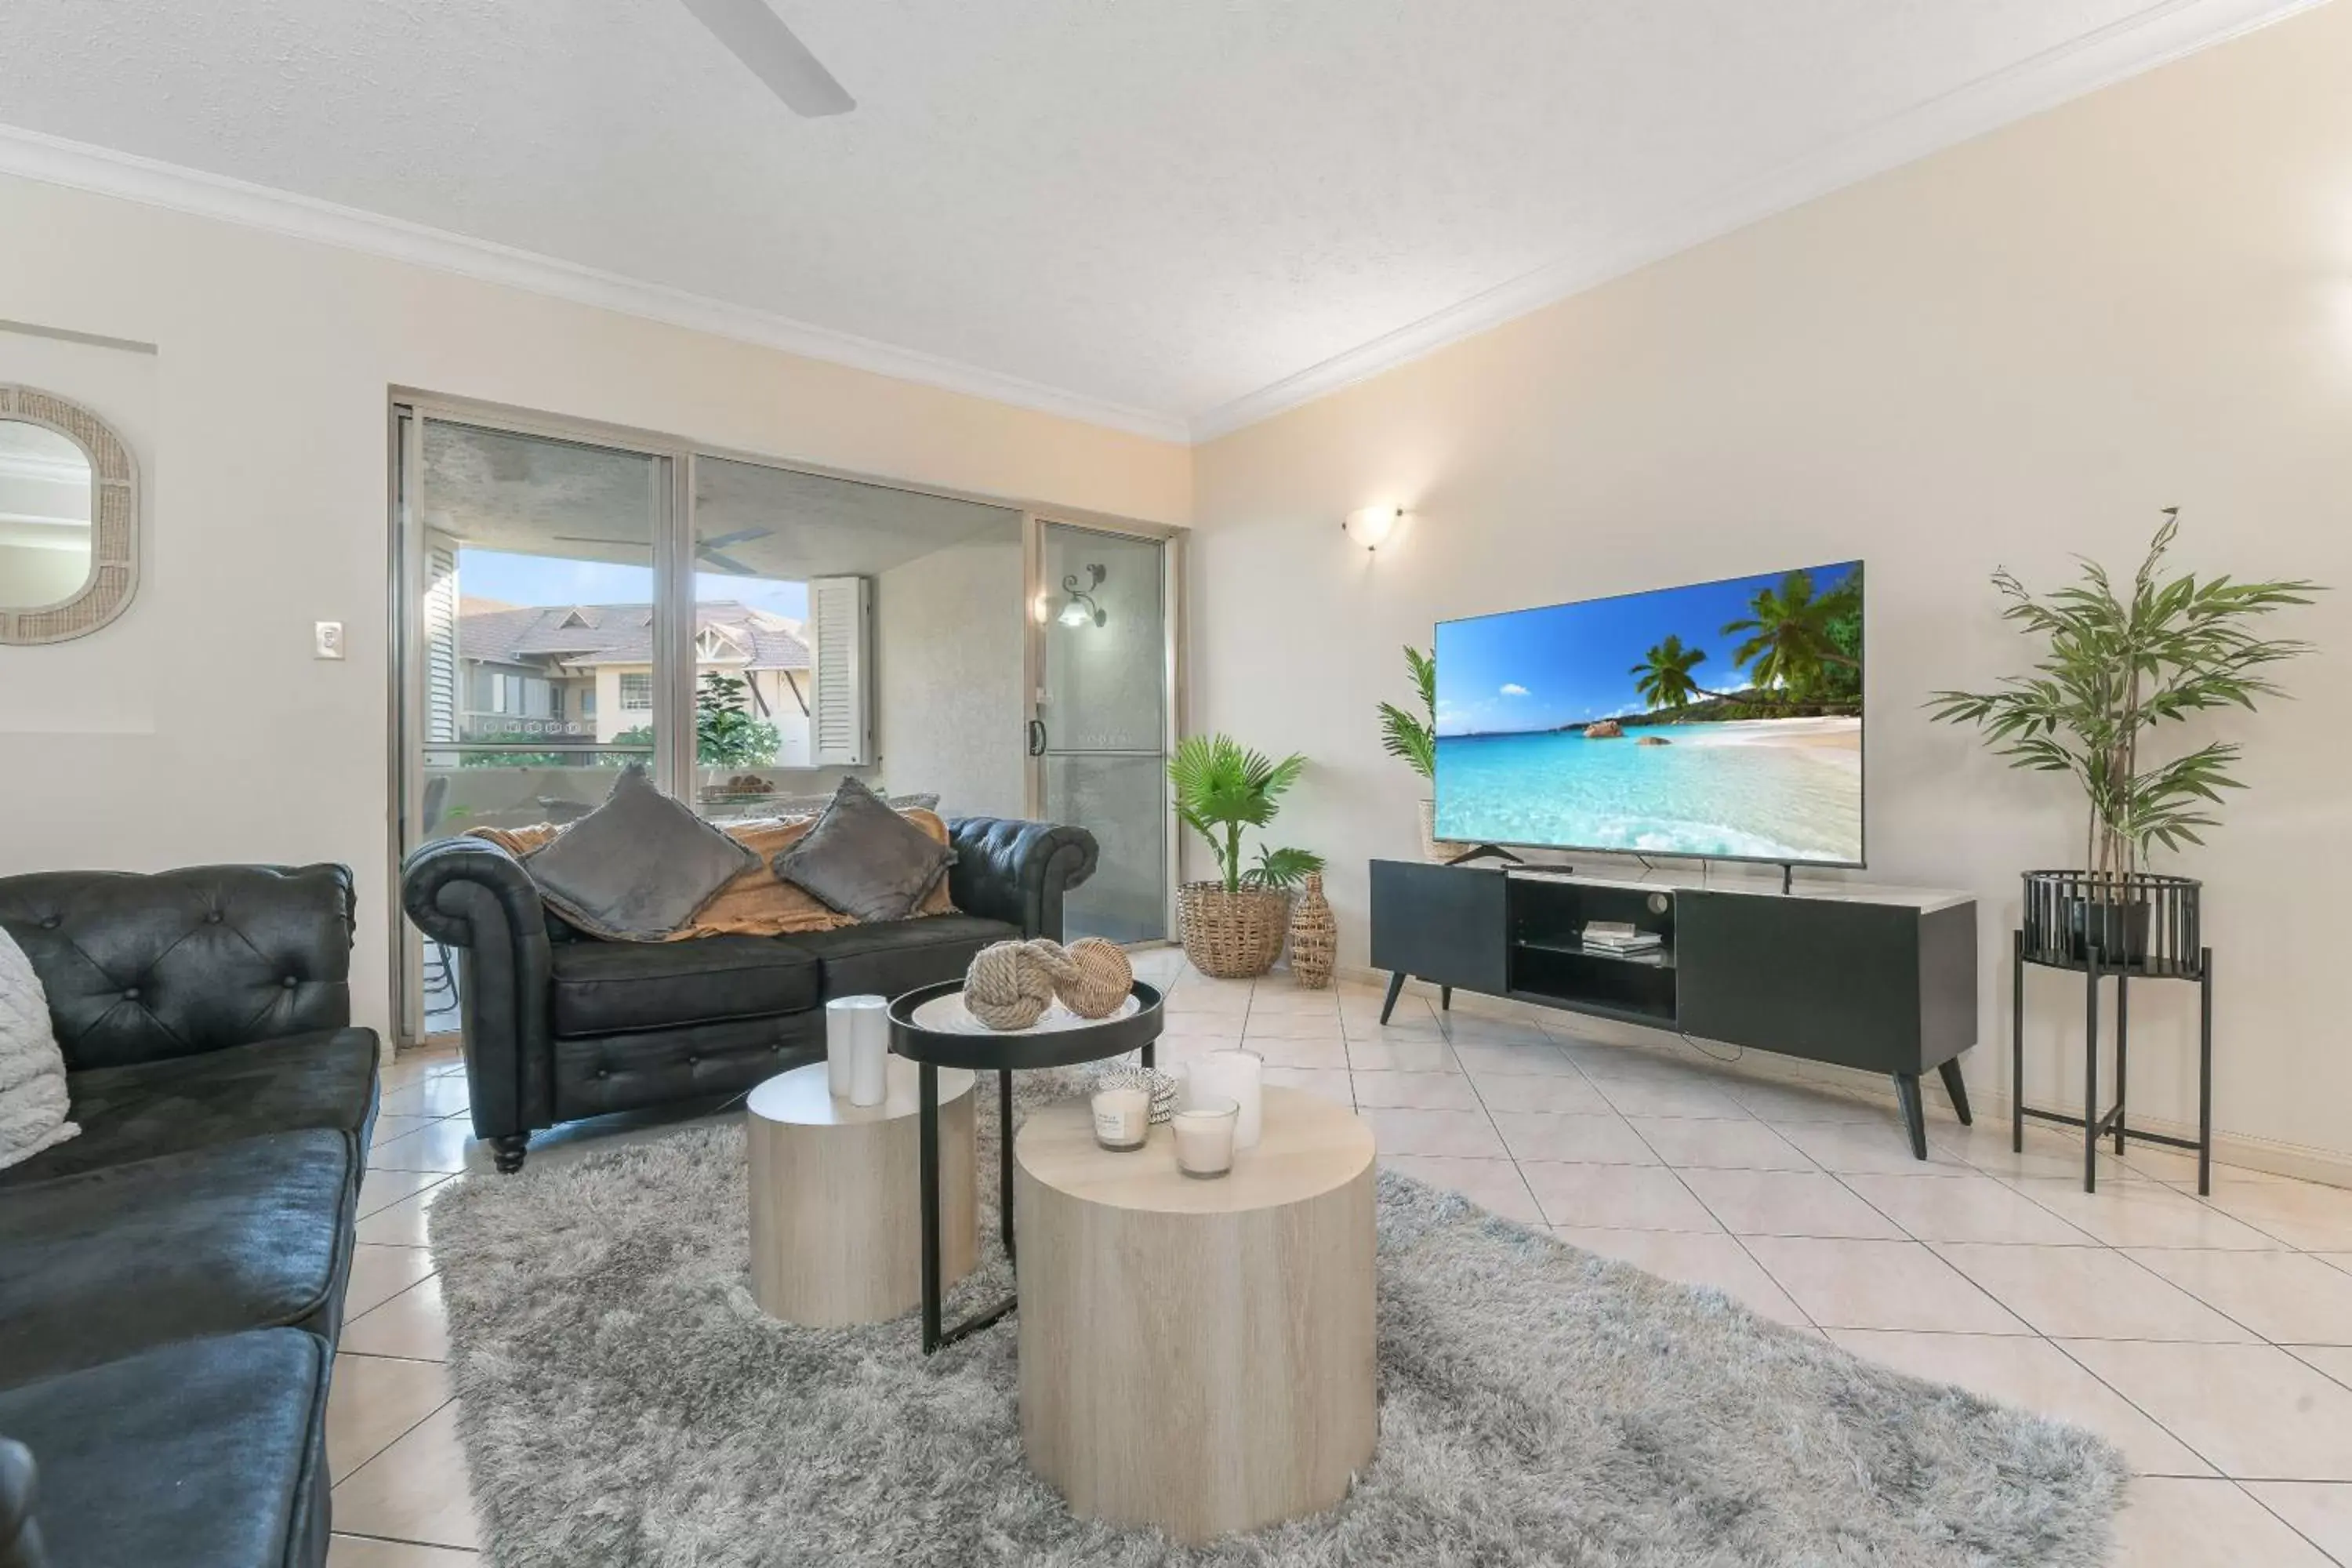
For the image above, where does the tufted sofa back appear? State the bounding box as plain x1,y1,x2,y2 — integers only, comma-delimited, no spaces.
0,862,357,1071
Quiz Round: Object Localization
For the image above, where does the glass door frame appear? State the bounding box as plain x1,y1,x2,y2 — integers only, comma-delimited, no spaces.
1022,510,1186,946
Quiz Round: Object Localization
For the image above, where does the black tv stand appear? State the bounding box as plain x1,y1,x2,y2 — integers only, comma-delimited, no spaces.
1369,861,1979,1159
1444,843,1526,867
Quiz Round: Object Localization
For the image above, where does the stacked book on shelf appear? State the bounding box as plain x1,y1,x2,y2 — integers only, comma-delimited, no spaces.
1580,920,1663,956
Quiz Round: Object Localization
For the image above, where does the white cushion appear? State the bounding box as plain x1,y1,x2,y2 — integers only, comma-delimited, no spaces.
0,924,78,1171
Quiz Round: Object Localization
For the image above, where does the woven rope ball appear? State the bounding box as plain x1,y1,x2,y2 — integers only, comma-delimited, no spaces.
1053,937,1133,1019
963,938,1065,1029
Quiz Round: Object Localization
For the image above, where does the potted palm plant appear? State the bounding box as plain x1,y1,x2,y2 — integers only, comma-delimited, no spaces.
1929,511,2318,964
1377,644,1462,861
1170,734,1326,978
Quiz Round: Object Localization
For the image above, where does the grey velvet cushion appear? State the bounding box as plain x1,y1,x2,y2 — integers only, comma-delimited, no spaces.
522,767,757,942
771,778,956,924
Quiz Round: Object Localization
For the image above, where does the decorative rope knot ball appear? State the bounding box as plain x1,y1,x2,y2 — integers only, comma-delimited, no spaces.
963,938,1065,1030
1054,937,1134,1019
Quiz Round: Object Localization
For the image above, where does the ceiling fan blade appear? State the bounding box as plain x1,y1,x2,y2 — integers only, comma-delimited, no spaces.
552,535,651,550
698,549,760,576
697,527,774,550
679,0,855,118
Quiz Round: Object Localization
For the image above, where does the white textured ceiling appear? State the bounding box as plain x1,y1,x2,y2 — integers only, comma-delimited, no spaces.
0,1,2314,437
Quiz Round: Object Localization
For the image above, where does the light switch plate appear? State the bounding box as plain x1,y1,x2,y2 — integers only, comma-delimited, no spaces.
314,620,346,660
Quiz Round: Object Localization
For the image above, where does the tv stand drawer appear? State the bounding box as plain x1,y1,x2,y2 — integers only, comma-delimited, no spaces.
1369,861,1507,993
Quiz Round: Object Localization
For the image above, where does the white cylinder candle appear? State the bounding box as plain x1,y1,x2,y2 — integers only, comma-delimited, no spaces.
1091,1087,1151,1150
1171,1095,1239,1178
826,995,887,1102
1189,1048,1264,1150
850,996,889,1106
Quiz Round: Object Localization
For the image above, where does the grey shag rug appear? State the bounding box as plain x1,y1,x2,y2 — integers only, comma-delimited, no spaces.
428,1073,2125,1567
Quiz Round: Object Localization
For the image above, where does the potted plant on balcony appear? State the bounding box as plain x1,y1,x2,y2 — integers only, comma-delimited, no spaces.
1377,644,1464,862
1171,734,1325,978
1929,510,2319,964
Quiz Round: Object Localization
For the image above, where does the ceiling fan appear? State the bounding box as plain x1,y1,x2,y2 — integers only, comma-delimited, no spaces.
678,0,855,117
551,527,775,576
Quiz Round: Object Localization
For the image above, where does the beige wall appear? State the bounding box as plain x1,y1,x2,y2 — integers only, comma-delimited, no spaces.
877,537,1028,818
0,173,1191,1036
1190,5,2352,1163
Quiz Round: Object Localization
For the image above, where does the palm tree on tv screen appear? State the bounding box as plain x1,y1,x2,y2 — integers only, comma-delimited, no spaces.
1722,569,1857,700
1628,633,1712,710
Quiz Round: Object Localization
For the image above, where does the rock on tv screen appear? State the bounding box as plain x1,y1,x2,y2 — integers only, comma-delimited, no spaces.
1433,562,1864,866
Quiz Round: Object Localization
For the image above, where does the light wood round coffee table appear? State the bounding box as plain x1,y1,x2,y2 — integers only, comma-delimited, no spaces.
1013,1085,1377,1544
746,1058,977,1327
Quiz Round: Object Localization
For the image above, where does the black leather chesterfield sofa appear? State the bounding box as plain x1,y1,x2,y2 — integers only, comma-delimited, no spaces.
0,863,378,1568
401,815,1096,1171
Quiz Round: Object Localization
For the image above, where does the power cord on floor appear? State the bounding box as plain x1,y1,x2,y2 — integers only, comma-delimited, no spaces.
1676,1030,1744,1066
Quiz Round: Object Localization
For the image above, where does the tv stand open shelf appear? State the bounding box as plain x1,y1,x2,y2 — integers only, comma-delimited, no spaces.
1370,860,1979,1160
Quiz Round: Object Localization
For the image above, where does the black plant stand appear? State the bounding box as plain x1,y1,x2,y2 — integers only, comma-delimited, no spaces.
2012,871,2212,1195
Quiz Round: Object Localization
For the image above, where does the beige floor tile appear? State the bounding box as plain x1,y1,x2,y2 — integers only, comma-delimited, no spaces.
1349,1070,1484,1111
1489,1111,1661,1166
357,1170,449,1222
1826,1328,2212,1477
1154,1033,1243,1062
2200,1178,2352,1253
1741,1237,2030,1334
1770,1120,1973,1176
377,1075,471,1120
1161,993,1251,1018
355,1180,456,1248
1464,1072,1612,1113
2124,1248,2352,1345
368,1118,488,1176
1930,1243,2255,1342
1675,1167,1904,1240
332,1403,481,1550
2001,1177,2289,1250
1552,1043,1708,1082
369,1114,441,1149
1519,1162,1722,1232
1238,1012,1345,1041
325,1353,451,1483
2123,1142,2281,1187
1437,1014,1554,1047
1624,1116,1813,1171
1260,1065,1355,1108
1450,1041,1581,1076
2241,1482,2352,1562
2062,1340,2352,1480
347,1244,439,1319
1245,987,1338,1014
1838,1173,2100,1245
328,1534,480,1566
1591,1076,1751,1120
1359,1107,1508,1160
341,1276,452,1362
1345,1037,1462,1073
1381,1153,1544,1224
1555,1228,1812,1327
2109,1478,2337,1567
1339,993,1435,1030
2293,1345,2352,1389
1243,1034,1350,1069
1720,1078,1890,1124
1943,1126,2142,1185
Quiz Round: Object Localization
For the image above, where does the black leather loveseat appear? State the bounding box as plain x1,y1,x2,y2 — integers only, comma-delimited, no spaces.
401,815,1095,1171
0,864,378,1568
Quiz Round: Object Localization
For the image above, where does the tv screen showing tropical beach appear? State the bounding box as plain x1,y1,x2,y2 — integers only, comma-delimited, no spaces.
1434,561,1864,865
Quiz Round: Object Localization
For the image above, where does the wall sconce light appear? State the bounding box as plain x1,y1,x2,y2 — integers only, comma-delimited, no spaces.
1343,505,1403,552
1058,563,1107,627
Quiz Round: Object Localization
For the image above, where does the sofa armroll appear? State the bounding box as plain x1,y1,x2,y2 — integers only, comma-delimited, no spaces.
399,837,555,1141
0,1438,44,1568
944,818,1099,942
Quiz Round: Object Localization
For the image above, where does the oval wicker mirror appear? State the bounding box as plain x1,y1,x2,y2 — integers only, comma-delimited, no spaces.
0,386,140,644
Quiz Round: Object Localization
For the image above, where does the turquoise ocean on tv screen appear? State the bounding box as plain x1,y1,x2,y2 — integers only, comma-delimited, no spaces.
1435,725,1862,862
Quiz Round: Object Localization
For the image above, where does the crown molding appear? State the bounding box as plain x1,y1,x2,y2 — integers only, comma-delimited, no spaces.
0,125,1191,445
1186,0,2327,441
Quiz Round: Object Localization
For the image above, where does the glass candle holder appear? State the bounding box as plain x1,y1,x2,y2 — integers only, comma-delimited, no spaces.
1171,1094,1240,1178
1091,1087,1151,1151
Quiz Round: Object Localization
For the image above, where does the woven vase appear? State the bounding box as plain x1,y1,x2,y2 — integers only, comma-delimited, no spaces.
1176,882,1291,979
1287,873,1336,989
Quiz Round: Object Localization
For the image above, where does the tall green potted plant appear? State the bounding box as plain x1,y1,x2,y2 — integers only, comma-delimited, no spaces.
1929,510,2318,957
1378,644,1460,861
1169,734,1325,978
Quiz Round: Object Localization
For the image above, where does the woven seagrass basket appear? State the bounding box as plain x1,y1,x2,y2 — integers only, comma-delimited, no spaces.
1177,882,1291,978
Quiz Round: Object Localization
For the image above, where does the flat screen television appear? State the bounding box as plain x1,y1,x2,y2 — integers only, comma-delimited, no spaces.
1433,561,1864,866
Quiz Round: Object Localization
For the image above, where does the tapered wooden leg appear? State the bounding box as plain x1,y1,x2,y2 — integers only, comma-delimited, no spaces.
1892,1073,1928,1161
1439,985,1453,1012
1936,1058,1973,1127
1378,971,1406,1025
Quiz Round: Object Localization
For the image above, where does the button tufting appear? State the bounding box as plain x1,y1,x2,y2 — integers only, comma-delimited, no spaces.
283,976,299,989
122,987,140,1000
687,1054,699,1065
40,916,59,929
597,1069,610,1079
204,911,223,924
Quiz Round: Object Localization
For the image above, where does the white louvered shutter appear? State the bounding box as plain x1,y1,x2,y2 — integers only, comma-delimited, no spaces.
423,531,461,743
808,575,873,765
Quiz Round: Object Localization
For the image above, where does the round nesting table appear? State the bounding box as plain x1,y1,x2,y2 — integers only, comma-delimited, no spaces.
888,977,1163,1354
745,1058,978,1327
1014,1086,1378,1544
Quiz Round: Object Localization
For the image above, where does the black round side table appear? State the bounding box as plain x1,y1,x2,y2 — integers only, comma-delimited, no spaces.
888,978,1163,1354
